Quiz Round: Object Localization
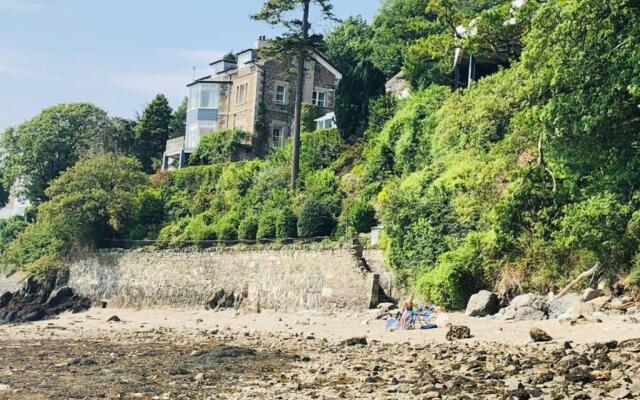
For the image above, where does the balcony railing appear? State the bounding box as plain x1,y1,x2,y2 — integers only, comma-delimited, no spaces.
165,137,185,155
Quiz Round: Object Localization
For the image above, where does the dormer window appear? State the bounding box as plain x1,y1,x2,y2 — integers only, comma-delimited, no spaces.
237,51,255,67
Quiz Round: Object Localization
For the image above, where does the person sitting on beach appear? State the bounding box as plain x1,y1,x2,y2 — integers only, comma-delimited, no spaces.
399,295,414,330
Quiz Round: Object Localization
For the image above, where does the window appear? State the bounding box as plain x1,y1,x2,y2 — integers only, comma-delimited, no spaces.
312,91,327,107
189,86,199,110
185,122,198,148
271,127,284,148
188,83,218,110
238,51,254,67
235,83,248,104
199,83,216,109
275,85,286,105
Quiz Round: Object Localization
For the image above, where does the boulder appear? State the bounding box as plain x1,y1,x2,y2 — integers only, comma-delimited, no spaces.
341,337,368,346
45,287,74,308
465,290,499,317
582,288,598,302
515,307,546,321
0,291,13,308
376,302,397,312
500,293,549,321
548,293,581,319
529,328,552,342
570,295,610,317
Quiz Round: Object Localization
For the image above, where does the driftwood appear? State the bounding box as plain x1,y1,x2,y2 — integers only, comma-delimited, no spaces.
552,263,600,301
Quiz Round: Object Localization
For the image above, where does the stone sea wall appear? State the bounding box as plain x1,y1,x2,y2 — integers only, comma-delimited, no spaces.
67,247,391,312
0,271,26,294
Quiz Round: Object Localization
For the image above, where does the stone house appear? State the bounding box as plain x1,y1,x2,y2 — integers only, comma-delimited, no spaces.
163,37,342,169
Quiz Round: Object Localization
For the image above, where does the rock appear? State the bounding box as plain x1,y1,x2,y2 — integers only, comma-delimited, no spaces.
465,290,499,317
505,377,523,391
589,370,610,381
529,328,552,342
515,306,546,321
627,306,639,314
45,286,74,308
107,315,121,322
581,288,598,302
341,337,368,346
501,294,549,321
548,293,581,319
23,307,47,322
445,325,471,341
191,346,256,360
566,367,592,384
609,387,632,399
0,291,13,308
376,302,396,312
570,295,610,317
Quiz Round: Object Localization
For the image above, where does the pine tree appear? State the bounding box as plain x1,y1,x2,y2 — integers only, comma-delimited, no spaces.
252,0,336,190
134,94,173,173
169,97,187,139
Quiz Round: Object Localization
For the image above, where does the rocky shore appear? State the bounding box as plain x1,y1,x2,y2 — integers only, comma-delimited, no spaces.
0,322,638,399
0,272,90,324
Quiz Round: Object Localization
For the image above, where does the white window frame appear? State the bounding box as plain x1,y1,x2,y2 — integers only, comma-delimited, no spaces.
271,126,285,148
312,90,327,108
275,84,287,105
235,83,248,105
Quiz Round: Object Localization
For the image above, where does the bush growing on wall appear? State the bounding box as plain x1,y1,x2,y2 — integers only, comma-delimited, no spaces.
298,198,335,238
301,103,325,133
257,210,278,242
189,129,249,166
275,209,297,240
238,216,259,241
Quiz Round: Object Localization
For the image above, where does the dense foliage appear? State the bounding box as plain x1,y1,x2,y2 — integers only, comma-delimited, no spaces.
189,129,249,166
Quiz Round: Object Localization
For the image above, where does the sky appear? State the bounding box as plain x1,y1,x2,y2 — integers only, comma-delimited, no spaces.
0,0,381,131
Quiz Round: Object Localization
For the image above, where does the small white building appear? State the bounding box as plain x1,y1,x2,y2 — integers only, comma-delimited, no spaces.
314,112,337,130
0,183,30,219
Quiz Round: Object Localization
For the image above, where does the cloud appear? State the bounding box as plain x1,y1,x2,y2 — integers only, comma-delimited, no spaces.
0,0,49,12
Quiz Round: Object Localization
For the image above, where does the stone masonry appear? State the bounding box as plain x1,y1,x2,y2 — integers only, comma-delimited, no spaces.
67,247,387,312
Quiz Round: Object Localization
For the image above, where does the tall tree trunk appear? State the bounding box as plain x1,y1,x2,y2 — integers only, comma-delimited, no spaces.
291,0,310,191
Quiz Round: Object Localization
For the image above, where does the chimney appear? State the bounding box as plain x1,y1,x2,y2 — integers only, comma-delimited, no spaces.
254,35,267,49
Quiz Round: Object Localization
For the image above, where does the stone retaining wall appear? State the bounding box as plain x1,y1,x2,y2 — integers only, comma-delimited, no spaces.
0,271,26,294
68,247,390,312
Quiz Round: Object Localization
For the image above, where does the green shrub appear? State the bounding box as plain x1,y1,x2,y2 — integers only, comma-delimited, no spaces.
215,213,239,241
0,217,28,253
257,210,278,241
1,223,66,276
276,209,298,239
189,129,249,166
182,215,217,243
347,198,377,234
298,199,335,238
301,103,325,133
300,129,344,175
238,216,259,241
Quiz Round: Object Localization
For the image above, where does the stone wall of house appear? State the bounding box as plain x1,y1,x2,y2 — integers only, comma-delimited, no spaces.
0,271,26,294
67,247,389,311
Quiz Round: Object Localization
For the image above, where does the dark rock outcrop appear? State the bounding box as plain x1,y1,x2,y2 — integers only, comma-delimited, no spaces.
465,290,499,317
0,271,91,324
205,287,248,311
